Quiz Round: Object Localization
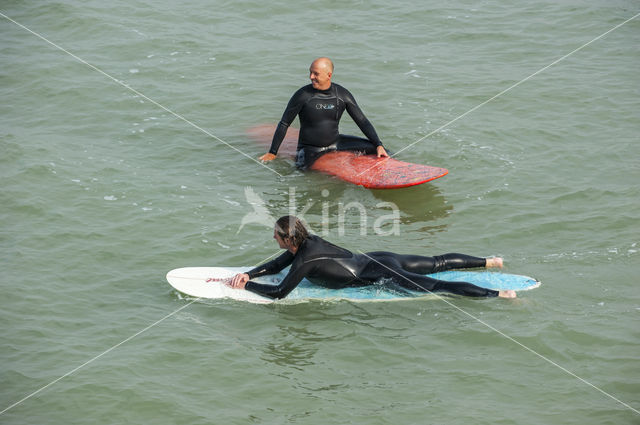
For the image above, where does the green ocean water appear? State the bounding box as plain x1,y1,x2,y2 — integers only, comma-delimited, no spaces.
2,1,639,424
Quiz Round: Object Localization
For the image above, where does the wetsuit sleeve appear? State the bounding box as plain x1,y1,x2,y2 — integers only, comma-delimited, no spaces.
245,262,312,299
245,251,295,279
245,255,318,299
341,87,382,147
268,88,306,155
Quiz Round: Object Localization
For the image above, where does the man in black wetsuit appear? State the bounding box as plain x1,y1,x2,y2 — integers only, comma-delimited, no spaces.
259,57,389,168
226,216,517,300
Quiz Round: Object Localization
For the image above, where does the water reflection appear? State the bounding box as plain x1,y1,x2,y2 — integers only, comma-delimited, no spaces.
370,183,451,226
239,177,451,237
256,302,359,369
256,301,423,371
259,325,319,370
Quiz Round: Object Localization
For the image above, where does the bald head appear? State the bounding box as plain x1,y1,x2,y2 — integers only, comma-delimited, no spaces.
311,57,334,73
309,57,334,90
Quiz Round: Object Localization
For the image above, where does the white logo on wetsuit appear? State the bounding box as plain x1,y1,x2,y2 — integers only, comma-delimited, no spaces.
315,103,335,110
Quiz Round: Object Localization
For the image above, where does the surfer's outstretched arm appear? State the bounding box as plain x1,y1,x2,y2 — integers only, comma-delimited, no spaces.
243,267,306,299
227,260,309,299
246,251,295,277
226,250,296,291
228,273,249,288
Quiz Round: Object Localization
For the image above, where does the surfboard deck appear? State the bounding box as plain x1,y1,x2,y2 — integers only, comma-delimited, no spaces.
247,124,448,189
166,267,541,304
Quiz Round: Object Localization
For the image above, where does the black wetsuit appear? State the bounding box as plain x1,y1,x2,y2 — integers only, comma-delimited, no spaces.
245,235,499,300
268,83,383,168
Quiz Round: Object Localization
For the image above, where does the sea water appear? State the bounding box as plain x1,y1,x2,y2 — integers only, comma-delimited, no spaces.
2,1,639,424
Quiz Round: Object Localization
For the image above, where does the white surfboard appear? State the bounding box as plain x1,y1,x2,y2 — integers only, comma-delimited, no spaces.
166,266,541,304
166,267,273,303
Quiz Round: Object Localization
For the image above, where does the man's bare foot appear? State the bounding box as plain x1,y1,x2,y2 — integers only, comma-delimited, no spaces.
486,257,503,268
498,290,517,299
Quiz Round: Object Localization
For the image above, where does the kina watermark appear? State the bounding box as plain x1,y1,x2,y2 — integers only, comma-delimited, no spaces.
237,186,400,236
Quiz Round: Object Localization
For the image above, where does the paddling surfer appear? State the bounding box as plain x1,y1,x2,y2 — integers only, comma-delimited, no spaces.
225,216,517,300
259,57,389,168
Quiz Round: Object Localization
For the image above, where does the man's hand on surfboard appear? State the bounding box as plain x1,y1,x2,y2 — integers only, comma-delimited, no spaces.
376,146,389,158
259,153,276,162
225,273,249,289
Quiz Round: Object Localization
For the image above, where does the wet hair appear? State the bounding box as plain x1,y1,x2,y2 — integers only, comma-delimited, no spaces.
275,215,310,248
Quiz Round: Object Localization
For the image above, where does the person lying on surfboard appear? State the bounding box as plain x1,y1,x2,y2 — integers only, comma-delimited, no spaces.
225,216,517,300
258,57,389,169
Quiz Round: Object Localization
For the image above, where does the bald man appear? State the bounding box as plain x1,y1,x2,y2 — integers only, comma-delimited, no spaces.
259,57,388,168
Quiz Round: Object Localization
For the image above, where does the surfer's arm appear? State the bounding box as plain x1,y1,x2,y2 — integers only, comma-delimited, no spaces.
245,262,312,299
266,120,291,156
245,251,295,278
226,251,295,293
266,89,306,156
341,88,383,148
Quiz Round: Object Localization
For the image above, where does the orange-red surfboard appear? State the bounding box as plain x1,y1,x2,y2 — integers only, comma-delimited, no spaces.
247,124,448,189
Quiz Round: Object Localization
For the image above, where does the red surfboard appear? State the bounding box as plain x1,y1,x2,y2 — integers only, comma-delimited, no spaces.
247,124,448,189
